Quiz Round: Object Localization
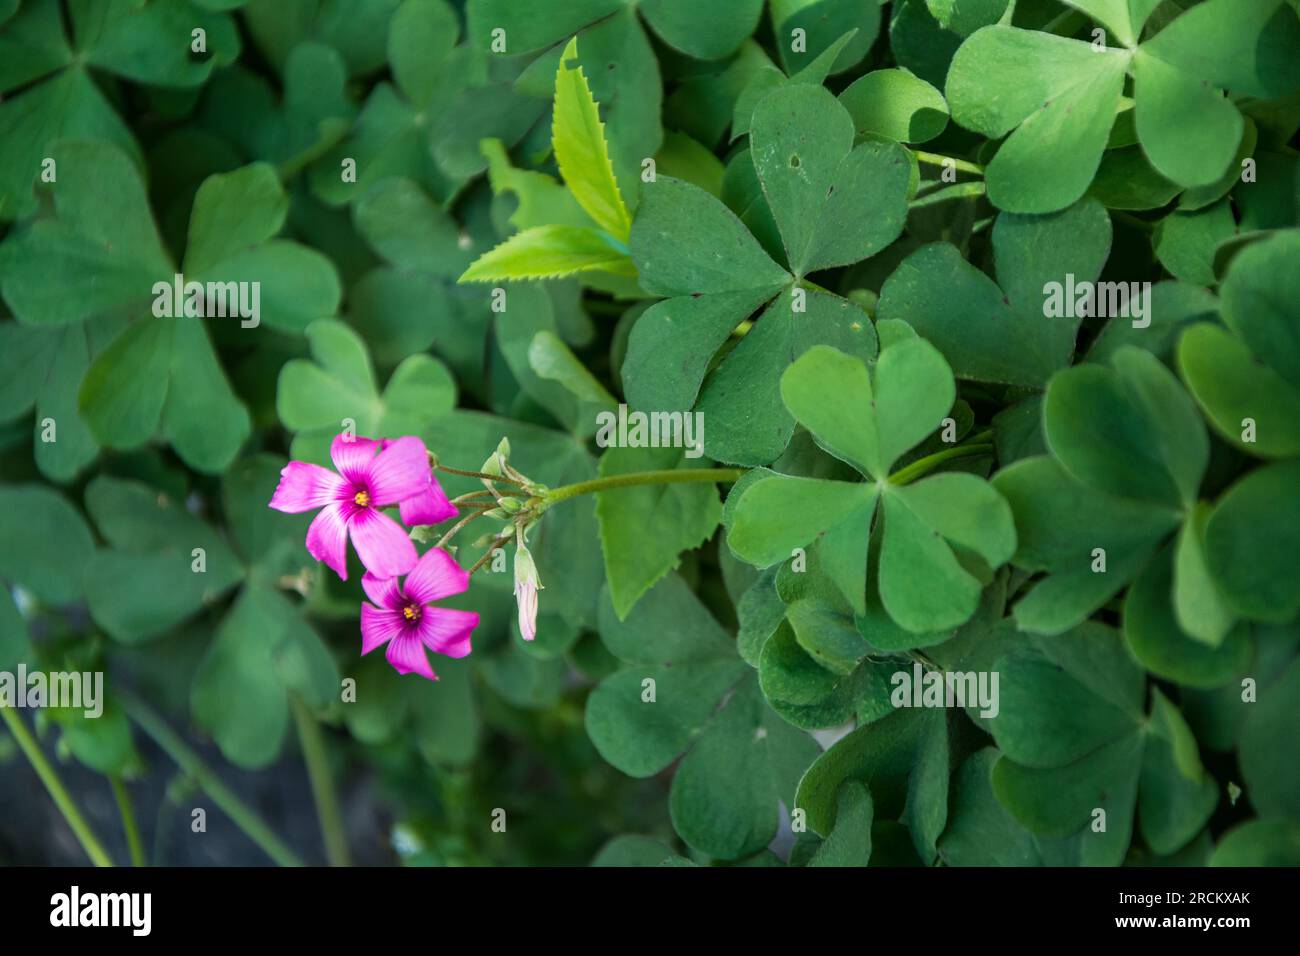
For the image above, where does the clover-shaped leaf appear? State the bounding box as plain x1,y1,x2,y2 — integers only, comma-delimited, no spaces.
83,461,339,768
0,484,94,605
82,476,246,643
729,342,1015,633
626,86,908,464
1203,461,1300,624
0,0,240,220
986,623,1218,863
585,574,819,859
877,197,1111,386
946,0,1300,212
276,318,456,464
0,142,342,472
0,316,124,482
751,84,913,275
837,68,949,144
309,0,513,206
992,346,1230,641
197,41,355,176
1177,230,1300,460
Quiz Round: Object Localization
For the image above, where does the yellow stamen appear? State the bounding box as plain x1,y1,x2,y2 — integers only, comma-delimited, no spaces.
403,605,420,621
353,490,370,507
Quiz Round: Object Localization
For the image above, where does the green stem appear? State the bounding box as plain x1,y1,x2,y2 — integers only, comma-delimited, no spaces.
888,444,994,486
0,707,114,867
452,489,525,503
469,542,507,575
110,776,146,867
538,468,746,512
910,181,987,208
436,509,488,549
913,151,984,177
291,696,351,867
434,462,525,487
118,692,305,867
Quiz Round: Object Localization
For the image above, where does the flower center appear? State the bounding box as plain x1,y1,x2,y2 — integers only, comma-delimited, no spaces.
353,490,370,507
402,603,422,623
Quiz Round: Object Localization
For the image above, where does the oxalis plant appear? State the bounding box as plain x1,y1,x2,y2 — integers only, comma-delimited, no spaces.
0,0,1296,872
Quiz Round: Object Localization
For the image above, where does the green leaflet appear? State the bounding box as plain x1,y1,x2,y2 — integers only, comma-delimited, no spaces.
986,625,1216,863
838,68,949,144
586,575,819,859
625,83,909,463
0,0,240,220
277,318,456,464
946,1,1300,211
947,27,1127,212
0,143,341,471
729,342,1014,632
877,198,1112,386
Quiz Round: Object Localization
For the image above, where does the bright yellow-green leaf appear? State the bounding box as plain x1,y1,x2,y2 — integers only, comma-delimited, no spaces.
459,225,635,282
553,36,632,242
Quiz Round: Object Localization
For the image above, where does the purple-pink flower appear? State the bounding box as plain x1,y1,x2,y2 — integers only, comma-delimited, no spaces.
381,438,457,527
361,548,479,680
269,434,453,580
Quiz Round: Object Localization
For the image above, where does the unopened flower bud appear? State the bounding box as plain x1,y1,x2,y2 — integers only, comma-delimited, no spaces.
513,540,541,642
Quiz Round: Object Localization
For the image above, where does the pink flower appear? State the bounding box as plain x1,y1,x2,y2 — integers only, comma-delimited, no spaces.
380,438,457,526
361,548,479,679
269,434,450,580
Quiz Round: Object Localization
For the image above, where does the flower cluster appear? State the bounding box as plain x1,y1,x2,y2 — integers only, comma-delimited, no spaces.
269,433,503,680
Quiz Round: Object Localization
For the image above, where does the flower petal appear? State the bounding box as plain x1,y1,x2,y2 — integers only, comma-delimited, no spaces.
398,478,458,526
306,504,350,580
360,603,405,654
386,631,437,680
515,581,538,642
269,461,347,513
349,508,418,578
330,434,380,485
361,572,404,611
418,607,479,658
404,547,471,604
365,436,430,507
